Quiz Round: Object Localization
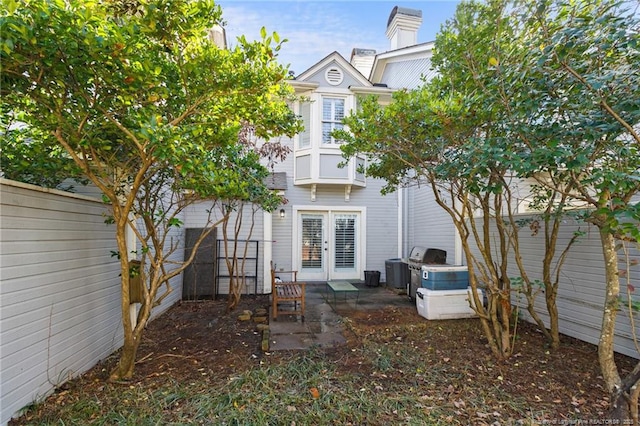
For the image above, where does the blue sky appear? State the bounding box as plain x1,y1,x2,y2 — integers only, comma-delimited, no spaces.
216,1,461,75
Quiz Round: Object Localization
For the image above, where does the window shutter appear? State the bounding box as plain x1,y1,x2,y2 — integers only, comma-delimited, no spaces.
300,102,311,148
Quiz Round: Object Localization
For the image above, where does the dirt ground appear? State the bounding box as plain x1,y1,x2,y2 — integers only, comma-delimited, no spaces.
11,294,638,424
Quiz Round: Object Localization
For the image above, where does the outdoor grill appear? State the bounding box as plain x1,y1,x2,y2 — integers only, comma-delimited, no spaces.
404,246,447,300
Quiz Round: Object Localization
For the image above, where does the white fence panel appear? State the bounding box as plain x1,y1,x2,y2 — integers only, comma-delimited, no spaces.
0,179,183,425
467,210,639,359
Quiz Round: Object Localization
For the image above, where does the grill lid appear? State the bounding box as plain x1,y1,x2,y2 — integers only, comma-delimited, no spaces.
408,246,427,263
407,246,447,264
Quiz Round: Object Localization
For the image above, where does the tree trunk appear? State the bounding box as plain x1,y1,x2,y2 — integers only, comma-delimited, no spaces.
498,291,512,358
110,283,151,381
545,288,560,350
609,361,640,424
542,212,563,350
597,227,630,421
109,329,141,381
108,218,132,380
109,217,148,381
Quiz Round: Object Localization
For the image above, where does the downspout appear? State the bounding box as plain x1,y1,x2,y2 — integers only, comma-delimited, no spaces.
397,185,404,258
397,184,411,257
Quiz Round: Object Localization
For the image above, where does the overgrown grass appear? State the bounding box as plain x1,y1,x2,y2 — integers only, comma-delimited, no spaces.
14,315,607,425
16,347,479,425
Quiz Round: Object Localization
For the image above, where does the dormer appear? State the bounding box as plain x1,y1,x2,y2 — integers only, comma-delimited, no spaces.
289,52,393,200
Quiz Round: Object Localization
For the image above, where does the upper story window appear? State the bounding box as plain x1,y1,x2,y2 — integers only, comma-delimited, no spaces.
322,97,344,144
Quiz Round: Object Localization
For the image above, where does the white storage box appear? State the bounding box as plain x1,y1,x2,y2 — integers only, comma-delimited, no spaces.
416,287,482,320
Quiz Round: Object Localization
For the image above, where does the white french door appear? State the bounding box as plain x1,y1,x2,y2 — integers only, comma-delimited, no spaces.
297,210,361,281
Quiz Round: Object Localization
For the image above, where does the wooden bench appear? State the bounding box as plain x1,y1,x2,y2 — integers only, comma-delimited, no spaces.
271,268,305,321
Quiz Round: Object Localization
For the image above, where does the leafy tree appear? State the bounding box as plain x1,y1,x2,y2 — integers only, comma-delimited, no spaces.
506,0,640,419
339,0,577,360
341,0,639,419
1,106,87,189
217,125,291,311
1,0,300,381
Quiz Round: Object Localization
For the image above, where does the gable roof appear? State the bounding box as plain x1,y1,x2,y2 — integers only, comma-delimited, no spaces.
295,51,372,87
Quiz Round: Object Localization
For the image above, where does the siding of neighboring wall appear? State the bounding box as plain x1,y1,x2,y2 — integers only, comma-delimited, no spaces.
362,180,399,278
0,180,184,426
407,186,458,264
380,58,437,90
471,212,640,359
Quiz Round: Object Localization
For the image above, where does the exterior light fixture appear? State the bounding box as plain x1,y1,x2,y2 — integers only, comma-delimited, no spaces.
279,209,285,218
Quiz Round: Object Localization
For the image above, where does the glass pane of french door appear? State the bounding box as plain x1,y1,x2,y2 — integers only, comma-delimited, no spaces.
334,214,356,270
301,214,324,271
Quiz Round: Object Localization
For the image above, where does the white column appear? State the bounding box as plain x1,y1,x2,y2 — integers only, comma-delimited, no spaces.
454,226,463,265
263,210,273,294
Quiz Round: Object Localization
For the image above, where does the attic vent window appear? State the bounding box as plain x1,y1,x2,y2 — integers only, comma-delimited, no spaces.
325,67,343,85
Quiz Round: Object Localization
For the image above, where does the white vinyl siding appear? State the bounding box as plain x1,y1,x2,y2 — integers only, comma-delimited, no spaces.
407,186,458,263
321,97,344,144
380,57,438,89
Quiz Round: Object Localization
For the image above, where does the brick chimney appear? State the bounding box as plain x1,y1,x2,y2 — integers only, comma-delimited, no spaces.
386,6,422,50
